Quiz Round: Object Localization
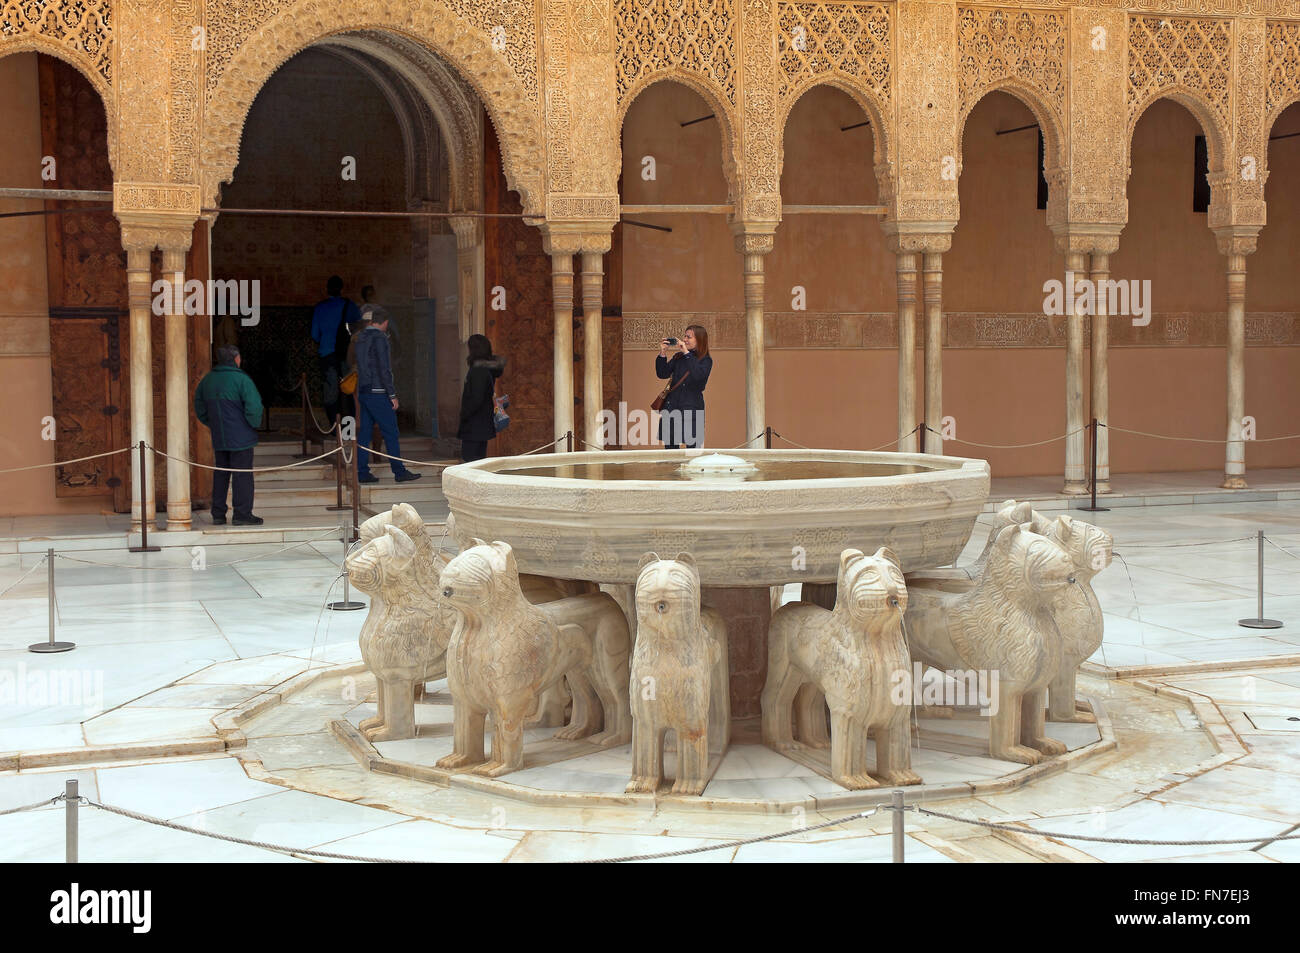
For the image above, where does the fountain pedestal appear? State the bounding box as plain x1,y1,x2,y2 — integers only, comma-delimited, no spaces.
702,587,773,718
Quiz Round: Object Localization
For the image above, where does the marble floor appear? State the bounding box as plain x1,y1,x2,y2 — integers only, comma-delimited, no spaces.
1,498,1299,861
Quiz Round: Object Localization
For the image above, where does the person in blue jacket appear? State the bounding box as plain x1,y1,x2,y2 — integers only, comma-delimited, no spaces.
194,345,264,526
655,324,712,449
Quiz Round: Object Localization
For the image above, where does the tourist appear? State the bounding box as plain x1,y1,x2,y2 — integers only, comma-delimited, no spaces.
354,305,422,485
458,334,505,462
310,275,361,428
194,345,264,526
655,324,712,449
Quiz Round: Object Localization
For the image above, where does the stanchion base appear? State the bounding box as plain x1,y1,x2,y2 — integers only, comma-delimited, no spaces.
325,505,350,511
1077,506,1110,513
128,545,161,553
1239,618,1283,629
326,600,366,611
29,641,76,653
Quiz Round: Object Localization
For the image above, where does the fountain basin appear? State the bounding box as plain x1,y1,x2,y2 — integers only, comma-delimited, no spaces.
442,448,990,586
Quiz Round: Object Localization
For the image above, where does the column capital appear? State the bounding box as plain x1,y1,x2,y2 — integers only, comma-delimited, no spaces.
1213,225,1262,258
540,223,611,256
729,221,777,256
1050,224,1123,258
881,224,953,256
115,183,199,251
118,220,195,256
447,214,484,250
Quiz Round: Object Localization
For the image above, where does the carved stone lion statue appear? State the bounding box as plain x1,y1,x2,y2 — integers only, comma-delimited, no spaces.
762,547,918,789
904,522,1077,764
435,540,632,777
346,516,455,742
626,553,730,796
1030,512,1113,723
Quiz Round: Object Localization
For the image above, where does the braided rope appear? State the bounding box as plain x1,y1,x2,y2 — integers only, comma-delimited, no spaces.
0,446,131,476
149,444,340,473
930,424,1088,450
0,555,50,599
83,798,417,863
0,798,59,817
1103,423,1300,445
574,808,880,863
51,530,342,571
915,806,1300,846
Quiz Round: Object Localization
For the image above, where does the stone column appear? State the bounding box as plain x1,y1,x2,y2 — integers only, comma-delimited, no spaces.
448,215,485,342
922,251,944,451
1087,239,1119,493
122,234,156,530
551,249,576,447
1062,249,1089,494
895,250,919,452
161,238,193,530
580,249,604,450
1216,229,1259,488
732,226,776,446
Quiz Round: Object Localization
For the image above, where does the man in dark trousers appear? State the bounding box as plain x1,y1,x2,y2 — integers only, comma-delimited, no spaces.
353,306,422,485
194,345,265,525
310,275,361,427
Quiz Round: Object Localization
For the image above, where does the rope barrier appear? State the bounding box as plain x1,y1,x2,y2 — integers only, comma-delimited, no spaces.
50,530,343,571
81,797,417,863
148,444,341,473
1113,534,1258,550
574,809,880,863
928,424,1088,450
0,554,49,599
1105,423,1300,444
0,446,130,476
0,798,59,817
913,806,1300,846
731,430,768,450
363,446,455,469
1263,535,1300,563
520,434,568,455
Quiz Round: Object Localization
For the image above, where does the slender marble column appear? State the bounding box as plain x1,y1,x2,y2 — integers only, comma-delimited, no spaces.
551,251,575,448
125,242,155,530
1089,250,1111,493
581,251,604,449
161,244,192,529
742,250,767,444
1062,251,1088,494
1223,251,1248,489
896,251,919,452
922,252,943,452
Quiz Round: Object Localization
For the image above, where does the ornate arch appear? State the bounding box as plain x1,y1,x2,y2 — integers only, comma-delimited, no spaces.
200,1,542,214
0,38,116,173
776,77,893,206
616,70,742,207
1126,88,1231,179
959,80,1068,187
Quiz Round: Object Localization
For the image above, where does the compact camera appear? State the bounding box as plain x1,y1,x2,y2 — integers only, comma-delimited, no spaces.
664,337,679,346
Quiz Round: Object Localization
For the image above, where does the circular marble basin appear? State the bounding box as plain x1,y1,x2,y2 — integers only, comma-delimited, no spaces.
442,448,990,586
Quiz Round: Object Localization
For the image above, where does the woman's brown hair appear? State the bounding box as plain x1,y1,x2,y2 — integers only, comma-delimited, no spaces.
687,324,709,360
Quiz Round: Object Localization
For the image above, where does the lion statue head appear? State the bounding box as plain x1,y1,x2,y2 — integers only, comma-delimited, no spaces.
836,546,907,626
635,552,701,634
438,538,520,613
1033,513,1113,581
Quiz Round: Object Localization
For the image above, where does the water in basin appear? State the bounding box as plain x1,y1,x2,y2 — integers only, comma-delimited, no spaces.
491,458,944,482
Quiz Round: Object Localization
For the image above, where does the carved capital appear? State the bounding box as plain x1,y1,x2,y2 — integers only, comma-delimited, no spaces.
1050,224,1124,257
540,223,611,256
118,221,194,257
729,222,777,256
546,193,620,227
881,223,954,255
448,215,484,250
1213,226,1261,258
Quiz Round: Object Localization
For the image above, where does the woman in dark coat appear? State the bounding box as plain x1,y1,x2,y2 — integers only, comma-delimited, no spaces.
458,334,504,462
655,324,712,449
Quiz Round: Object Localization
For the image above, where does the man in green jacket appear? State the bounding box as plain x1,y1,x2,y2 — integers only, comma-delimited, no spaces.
194,345,264,526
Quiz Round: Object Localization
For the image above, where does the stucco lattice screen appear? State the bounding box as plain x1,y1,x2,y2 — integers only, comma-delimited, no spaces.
775,1,891,107
0,0,112,83
1266,20,1300,117
614,0,738,105
1127,14,1232,126
956,7,1065,121
203,0,540,101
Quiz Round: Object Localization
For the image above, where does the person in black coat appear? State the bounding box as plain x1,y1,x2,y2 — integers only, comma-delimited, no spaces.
655,324,712,449
458,334,505,462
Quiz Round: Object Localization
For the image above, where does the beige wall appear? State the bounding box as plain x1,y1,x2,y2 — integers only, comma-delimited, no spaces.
0,53,105,516
621,85,1300,477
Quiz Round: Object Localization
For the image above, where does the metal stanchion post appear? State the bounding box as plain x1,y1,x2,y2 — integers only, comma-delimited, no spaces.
918,422,926,455
1079,418,1110,513
327,481,365,611
1239,529,1282,629
764,426,772,449
891,789,905,863
296,373,311,458
566,430,574,453
326,423,347,512
65,779,78,864
349,437,360,544
29,548,74,653
129,441,160,553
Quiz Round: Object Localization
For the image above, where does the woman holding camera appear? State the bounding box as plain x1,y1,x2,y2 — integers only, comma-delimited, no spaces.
654,324,712,449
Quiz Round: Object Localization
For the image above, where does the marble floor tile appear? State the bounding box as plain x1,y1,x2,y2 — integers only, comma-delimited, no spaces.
250,732,358,771
734,833,953,863
1154,763,1300,825
95,756,284,819
82,707,221,745
312,818,519,863
170,788,406,849
507,830,735,863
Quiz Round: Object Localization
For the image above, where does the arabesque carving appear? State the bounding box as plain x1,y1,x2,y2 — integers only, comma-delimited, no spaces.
0,0,112,85
614,0,737,106
1127,14,1233,150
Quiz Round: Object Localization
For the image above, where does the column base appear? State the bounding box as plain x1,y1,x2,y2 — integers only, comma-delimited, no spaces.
1221,475,1248,490
1093,481,1112,495
1060,480,1089,496
166,518,193,531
